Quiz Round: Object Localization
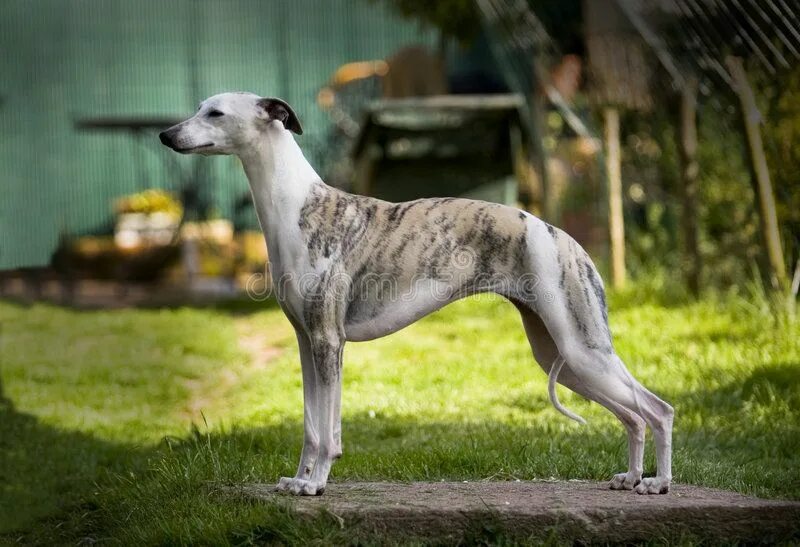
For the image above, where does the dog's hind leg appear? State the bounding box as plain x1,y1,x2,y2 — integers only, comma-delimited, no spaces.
610,366,673,494
569,348,673,494
521,223,672,493
516,305,648,491
550,327,673,493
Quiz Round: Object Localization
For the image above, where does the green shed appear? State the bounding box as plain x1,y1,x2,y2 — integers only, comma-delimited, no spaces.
0,0,435,269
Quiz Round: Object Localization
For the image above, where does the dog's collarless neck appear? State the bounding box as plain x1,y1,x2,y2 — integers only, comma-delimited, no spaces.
240,133,316,194
238,132,320,266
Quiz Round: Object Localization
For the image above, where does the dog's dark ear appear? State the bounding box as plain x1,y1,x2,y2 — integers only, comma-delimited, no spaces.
257,97,303,135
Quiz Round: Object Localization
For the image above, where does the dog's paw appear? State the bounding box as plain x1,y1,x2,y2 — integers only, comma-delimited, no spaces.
274,477,326,496
609,472,641,490
635,476,670,495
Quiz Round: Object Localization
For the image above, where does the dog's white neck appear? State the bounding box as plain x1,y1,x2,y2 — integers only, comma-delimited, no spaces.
237,126,319,269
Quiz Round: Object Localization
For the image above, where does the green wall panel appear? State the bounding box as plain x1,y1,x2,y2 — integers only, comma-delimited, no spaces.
0,0,435,269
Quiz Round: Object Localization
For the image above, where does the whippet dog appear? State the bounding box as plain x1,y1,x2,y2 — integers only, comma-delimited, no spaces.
160,92,674,496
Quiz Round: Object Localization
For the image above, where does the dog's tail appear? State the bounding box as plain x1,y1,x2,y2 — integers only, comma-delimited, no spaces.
548,356,587,424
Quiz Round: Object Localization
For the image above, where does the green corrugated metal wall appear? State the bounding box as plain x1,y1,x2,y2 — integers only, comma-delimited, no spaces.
0,0,435,269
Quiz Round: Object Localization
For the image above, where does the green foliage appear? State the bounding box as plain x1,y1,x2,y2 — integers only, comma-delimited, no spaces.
757,63,800,270
371,0,480,42
373,1,798,291
615,88,792,290
1,293,798,543
617,107,682,278
618,59,800,290
372,0,583,52
694,99,765,288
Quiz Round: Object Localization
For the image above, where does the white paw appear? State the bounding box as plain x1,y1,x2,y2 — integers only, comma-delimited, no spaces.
635,476,671,495
274,477,326,496
275,476,293,491
609,472,641,490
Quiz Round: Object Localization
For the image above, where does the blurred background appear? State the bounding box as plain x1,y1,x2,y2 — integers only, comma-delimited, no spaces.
1,1,799,543
2,0,797,304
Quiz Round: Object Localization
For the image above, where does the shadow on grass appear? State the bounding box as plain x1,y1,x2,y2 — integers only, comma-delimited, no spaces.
674,362,800,413
120,410,800,544
0,383,631,545
0,371,156,543
100,416,635,545
666,361,800,500
0,356,173,542
741,363,800,409
3,363,800,543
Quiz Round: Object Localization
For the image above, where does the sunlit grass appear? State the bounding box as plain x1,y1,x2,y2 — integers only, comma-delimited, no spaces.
0,291,798,543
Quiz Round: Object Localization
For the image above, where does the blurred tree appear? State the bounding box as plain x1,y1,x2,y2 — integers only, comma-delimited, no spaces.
371,0,800,294
758,62,800,288
727,56,788,292
372,0,583,52
675,77,700,296
695,100,762,288
370,0,480,43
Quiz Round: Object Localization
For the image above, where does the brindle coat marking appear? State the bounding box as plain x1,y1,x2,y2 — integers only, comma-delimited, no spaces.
160,92,675,498
298,183,539,331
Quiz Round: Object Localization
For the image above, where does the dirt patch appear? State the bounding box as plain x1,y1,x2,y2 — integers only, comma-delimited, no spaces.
179,318,284,420
236,319,284,371
233,481,800,543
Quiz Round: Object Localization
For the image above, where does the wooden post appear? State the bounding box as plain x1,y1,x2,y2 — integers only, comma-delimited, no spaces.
677,77,701,296
530,92,553,221
726,56,789,291
604,106,626,289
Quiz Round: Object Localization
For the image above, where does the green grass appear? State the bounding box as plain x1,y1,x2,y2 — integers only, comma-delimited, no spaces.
0,291,798,544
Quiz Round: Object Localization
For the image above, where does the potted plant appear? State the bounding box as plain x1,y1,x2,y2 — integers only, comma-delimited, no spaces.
113,189,183,249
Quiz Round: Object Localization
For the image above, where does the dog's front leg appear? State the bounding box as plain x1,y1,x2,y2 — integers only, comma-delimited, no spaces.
278,332,343,496
333,372,343,456
276,330,319,493
305,334,343,495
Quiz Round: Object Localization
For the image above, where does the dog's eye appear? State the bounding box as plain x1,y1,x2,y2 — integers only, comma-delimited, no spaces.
208,110,225,118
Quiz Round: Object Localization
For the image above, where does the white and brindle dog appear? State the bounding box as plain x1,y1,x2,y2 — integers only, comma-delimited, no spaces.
160,92,674,496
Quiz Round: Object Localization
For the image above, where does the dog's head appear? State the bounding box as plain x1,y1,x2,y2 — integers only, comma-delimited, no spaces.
159,92,302,156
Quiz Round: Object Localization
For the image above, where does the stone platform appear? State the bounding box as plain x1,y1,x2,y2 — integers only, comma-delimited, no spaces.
235,480,800,543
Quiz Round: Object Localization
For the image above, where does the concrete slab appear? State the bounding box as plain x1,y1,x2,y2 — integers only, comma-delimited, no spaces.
236,481,800,543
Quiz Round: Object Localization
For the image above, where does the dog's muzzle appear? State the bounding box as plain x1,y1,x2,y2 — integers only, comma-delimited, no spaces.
159,129,176,149
159,127,213,153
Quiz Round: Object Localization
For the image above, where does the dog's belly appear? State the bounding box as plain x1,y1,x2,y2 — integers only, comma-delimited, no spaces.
343,278,466,341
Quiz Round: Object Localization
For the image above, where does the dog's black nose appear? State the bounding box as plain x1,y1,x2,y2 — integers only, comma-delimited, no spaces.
159,131,172,147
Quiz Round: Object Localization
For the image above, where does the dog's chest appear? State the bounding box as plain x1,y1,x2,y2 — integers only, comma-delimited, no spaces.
297,184,375,269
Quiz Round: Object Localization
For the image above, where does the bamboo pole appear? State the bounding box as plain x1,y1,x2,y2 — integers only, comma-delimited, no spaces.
604,106,626,289
677,77,701,296
726,56,788,291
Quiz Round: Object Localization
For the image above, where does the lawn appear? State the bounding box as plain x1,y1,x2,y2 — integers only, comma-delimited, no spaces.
0,290,798,544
